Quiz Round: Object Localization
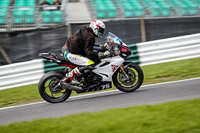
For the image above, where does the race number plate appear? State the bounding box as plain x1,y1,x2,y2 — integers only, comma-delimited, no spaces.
77,82,112,93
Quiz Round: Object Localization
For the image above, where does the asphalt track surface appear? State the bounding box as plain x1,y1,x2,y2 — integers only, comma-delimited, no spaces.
0,78,200,126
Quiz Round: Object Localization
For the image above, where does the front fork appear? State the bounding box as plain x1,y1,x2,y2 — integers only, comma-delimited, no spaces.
111,53,130,80
119,65,130,80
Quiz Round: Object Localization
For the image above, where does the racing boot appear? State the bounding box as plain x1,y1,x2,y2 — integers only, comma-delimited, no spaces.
60,66,95,90
60,67,88,91
60,67,80,83
60,67,82,91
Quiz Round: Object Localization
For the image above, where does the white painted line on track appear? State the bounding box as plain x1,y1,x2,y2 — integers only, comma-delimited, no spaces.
0,77,200,111
141,77,200,88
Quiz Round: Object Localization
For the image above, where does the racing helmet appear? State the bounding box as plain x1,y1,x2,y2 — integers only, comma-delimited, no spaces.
89,19,105,38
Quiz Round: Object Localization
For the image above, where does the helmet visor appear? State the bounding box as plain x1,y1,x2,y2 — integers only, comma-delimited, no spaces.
98,27,105,37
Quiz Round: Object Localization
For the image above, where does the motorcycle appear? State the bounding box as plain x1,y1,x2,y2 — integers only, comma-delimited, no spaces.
38,32,144,103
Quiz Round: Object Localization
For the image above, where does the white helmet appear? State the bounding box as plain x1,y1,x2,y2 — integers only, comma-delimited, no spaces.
89,19,105,38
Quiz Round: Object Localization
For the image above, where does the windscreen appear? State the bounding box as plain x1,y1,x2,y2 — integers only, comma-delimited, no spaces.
106,32,127,46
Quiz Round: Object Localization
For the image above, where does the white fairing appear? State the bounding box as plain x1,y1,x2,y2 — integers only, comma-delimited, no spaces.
93,56,125,81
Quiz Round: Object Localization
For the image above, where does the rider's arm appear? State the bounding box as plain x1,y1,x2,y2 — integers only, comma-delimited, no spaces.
94,43,110,52
84,37,99,60
94,43,104,47
93,46,104,52
85,37,110,60
93,43,105,52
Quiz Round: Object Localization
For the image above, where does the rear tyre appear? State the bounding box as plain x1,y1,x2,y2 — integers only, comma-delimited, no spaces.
113,62,144,92
38,71,72,103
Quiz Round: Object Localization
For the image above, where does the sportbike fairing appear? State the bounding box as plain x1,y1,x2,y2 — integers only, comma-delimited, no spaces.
93,56,125,82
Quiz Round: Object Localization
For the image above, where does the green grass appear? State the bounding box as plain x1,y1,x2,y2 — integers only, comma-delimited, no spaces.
142,57,200,85
0,57,200,108
0,98,200,133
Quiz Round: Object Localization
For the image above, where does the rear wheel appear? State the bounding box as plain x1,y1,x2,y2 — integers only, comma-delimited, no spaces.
38,71,72,103
113,62,144,92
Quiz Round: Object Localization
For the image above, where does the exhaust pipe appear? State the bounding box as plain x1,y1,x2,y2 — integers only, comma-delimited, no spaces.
60,81,82,91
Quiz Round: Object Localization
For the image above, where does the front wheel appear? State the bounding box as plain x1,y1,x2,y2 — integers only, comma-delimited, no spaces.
38,71,72,103
113,62,144,92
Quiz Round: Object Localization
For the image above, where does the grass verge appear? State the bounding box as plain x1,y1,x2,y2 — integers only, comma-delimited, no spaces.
0,57,200,108
0,98,200,132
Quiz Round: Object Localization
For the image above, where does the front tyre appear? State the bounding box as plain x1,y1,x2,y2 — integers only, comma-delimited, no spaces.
38,71,72,103
113,62,144,92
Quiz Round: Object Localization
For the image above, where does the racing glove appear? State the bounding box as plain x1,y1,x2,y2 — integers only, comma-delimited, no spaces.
98,51,111,59
103,43,110,50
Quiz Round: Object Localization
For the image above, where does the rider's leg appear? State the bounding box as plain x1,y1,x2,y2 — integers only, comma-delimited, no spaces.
61,49,95,85
62,66,86,83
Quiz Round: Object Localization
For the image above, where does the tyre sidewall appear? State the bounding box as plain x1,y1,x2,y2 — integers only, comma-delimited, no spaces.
113,62,144,92
38,71,72,103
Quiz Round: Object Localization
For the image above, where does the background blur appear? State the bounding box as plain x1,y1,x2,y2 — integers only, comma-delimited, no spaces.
1,0,200,65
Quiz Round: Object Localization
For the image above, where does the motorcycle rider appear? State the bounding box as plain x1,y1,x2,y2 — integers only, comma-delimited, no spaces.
60,19,110,87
